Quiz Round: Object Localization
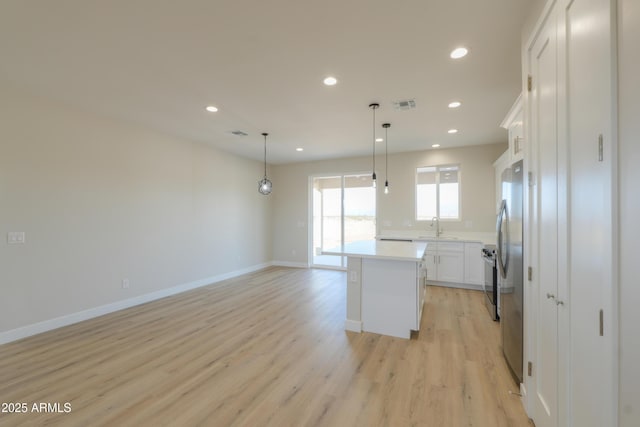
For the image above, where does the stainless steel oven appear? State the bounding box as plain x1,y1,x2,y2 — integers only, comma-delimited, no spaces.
481,245,499,320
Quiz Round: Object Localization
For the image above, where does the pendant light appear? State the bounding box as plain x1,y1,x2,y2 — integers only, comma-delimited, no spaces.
382,123,391,194
369,103,379,188
258,132,272,195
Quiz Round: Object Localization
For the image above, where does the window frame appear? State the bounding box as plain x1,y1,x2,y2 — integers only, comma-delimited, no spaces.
415,163,462,222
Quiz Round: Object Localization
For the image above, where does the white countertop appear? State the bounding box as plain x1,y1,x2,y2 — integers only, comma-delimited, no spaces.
323,240,428,262
376,230,496,245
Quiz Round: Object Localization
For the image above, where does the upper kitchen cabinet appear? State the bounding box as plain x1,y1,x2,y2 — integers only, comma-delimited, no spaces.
501,93,524,163
493,150,511,213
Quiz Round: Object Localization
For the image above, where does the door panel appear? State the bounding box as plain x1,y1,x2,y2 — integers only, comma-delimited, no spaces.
437,252,464,283
532,7,559,427
566,0,613,425
425,251,437,281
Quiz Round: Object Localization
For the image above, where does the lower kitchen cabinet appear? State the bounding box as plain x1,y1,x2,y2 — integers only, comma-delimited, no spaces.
361,257,426,339
424,249,438,281
424,241,465,283
464,242,484,285
422,240,484,288
437,250,464,283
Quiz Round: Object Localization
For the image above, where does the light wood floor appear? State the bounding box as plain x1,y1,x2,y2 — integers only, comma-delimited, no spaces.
0,267,533,427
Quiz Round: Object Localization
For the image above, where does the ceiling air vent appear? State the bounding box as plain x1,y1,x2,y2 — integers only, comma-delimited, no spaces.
230,130,249,136
393,99,416,111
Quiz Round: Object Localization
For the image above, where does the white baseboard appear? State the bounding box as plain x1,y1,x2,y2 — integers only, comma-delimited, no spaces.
426,281,483,291
271,261,309,269
520,382,530,415
345,319,362,333
0,262,271,345
312,265,346,271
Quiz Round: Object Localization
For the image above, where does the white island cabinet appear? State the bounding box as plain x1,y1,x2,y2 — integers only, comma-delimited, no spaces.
324,240,428,339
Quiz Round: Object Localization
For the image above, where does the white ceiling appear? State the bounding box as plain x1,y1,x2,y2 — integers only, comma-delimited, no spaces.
0,0,533,164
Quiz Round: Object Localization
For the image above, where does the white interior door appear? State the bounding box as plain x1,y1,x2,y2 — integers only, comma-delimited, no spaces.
566,0,614,425
531,6,559,427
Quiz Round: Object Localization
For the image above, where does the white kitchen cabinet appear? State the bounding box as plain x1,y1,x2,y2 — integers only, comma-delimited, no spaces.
493,149,511,213
361,258,426,339
424,241,465,284
436,243,464,283
417,258,427,325
495,95,523,218
332,240,428,339
464,242,484,285
501,94,524,163
424,248,438,281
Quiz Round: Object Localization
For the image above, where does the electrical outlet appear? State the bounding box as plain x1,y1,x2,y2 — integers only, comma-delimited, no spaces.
122,278,130,289
350,271,358,282
7,232,25,244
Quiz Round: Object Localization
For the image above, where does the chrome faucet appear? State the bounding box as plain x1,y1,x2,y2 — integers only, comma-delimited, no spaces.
430,216,443,237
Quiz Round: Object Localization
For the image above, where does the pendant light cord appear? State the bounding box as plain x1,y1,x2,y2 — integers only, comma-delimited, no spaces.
382,122,390,193
262,132,268,178
369,103,379,178
372,107,376,173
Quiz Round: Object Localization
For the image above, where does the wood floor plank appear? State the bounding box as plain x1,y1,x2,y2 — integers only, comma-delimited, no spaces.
0,267,532,426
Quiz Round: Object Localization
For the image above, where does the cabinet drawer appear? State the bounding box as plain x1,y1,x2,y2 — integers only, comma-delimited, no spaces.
437,242,464,252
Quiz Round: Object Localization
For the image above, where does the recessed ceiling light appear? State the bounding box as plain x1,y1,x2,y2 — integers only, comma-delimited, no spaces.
323,76,337,86
448,129,458,134
205,105,218,113
432,144,441,148
296,147,304,152
448,101,462,108
450,47,468,59
376,138,383,142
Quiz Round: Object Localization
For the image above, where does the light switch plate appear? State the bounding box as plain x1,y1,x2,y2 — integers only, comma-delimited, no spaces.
7,232,25,244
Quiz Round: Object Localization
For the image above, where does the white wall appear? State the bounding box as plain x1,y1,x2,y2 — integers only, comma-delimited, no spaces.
0,84,272,337
618,0,639,424
271,143,506,265
521,0,549,45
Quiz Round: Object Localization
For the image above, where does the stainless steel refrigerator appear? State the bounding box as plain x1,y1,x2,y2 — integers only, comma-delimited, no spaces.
497,159,524,384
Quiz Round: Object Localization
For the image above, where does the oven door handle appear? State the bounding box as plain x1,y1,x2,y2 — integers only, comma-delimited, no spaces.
482,256,496,265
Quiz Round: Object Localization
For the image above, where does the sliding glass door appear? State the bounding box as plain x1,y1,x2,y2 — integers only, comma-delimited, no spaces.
311,174,376,268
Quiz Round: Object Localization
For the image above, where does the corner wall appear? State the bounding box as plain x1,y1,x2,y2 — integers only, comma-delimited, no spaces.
618,0,640,424
0,84,272,339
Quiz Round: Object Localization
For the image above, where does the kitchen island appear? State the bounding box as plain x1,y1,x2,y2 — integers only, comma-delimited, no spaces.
324,240,428,339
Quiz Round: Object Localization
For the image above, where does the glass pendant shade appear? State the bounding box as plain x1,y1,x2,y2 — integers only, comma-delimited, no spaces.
258,132,272,195
258,177,272,195
384,180,389,194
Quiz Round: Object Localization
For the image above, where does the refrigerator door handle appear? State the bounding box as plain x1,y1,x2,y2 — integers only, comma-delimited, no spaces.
496,199,509,278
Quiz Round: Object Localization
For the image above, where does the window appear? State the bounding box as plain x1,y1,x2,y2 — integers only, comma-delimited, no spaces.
312,174,376,268
416,165,460,220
